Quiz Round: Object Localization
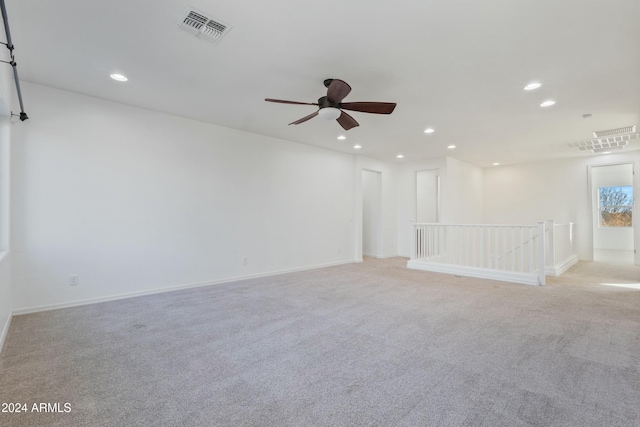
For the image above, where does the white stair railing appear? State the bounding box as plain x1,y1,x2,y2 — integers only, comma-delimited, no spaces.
409,222,546,286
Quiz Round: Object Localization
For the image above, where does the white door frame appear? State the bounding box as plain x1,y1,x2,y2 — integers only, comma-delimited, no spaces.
587,161,638,265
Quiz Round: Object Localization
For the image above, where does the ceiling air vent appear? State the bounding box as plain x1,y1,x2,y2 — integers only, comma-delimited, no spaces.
593,126,636,138
567,133,639,153
178,8,231,44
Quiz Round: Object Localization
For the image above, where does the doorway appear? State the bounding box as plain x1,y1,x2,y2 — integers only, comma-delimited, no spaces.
362,170,382,258
590,163,634,264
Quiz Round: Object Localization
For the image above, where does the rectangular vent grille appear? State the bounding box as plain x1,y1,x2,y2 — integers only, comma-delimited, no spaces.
593,126,636,138
567,133,639,152
178,8,231,44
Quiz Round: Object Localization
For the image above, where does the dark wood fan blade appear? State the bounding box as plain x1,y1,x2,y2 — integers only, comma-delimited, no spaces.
265,98,318,106
326,79,352,104
336,111,359,130
289,111,319,125
340,102,397,114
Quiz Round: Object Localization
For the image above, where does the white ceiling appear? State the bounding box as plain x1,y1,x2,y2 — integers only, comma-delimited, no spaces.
5,0,640,166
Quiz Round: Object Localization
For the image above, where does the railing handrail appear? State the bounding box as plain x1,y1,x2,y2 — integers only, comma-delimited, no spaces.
414,222,574,227
414,222,540,228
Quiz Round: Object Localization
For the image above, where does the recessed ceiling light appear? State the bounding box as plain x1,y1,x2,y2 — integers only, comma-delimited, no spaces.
337,135,346,140
447,145,456,149
524,82,541,91
397,154,404,159
353,144,362,149
540,100,556,107
424,128,435,134
492,162,500,166
110,73,128,82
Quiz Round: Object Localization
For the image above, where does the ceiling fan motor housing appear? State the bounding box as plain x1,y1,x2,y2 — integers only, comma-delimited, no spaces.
317,96,337,109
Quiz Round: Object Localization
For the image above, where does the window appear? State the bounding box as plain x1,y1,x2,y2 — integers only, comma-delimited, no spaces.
599,186,633,227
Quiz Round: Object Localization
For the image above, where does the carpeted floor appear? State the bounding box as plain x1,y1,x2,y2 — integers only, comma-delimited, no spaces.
1,257,639,427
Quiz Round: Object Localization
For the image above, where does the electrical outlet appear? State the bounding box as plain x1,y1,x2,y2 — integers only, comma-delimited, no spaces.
242,257,248,266
69,274,79,286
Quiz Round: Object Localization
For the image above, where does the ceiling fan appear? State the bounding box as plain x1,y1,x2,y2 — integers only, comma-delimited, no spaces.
265,79,396,131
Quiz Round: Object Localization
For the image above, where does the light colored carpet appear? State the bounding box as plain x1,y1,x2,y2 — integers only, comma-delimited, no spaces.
1,257,639,427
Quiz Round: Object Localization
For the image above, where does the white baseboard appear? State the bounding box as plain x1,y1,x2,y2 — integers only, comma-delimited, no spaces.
13,259,359,316
407,260,542,286
0,310,12,354
546,255,579,276
363,253,400,259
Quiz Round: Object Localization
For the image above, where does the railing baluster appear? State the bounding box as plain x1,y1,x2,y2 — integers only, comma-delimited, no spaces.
537,221,546,285
429,227,435,257
519,227,524,272
432,225,436,258
425,225,429,257
509,227,514,271
465,226,468,266
472,227,477,267
480,227,484,268
501,227,505,270
493,227,497,269
459,226,463,266
528,227,532,272
445,225,450,263
467,226,471,266
422,226,426,259
413,225,416,259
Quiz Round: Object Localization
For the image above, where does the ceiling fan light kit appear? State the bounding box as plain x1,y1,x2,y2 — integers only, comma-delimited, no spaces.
318,107,341,120
265,78,397,131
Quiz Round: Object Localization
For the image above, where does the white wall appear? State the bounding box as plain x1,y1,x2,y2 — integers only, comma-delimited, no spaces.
416,169,439,223
591,164,634,250
362,170,381,257
0,121,12,351
444,157,484,224
484,153,640,261
0,10,14,350
354,156,398,260
12,83,357,312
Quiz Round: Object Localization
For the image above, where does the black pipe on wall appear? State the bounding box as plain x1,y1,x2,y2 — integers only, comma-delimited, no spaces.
0,0,27,121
